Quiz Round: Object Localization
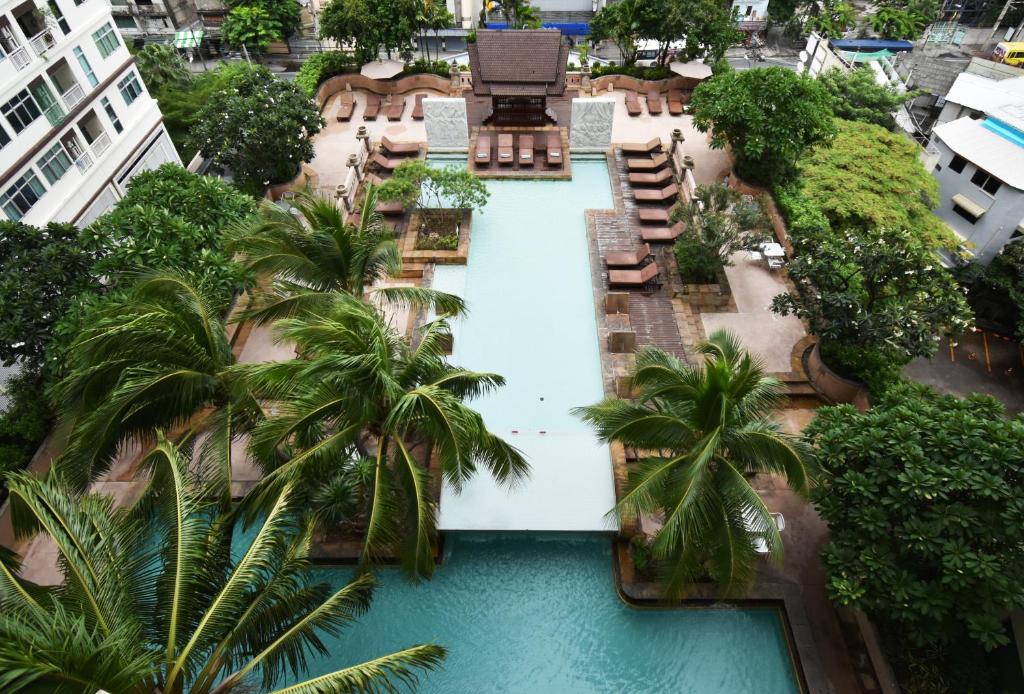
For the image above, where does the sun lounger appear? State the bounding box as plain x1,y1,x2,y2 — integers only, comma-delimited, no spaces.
646,90,663,115
609,262,661,288
627,153,669,172
667,89,684,116
629,168,673,185
621,138,662,155
519,134,534,167
638,207,671,223
498,134,514,166
546,134,562,168
370,152,401,171
387,94,405,121
475,135,492,166
605,243,652,268
376,200,405,215
633,184,679,202
640,221,686,242
363,93,381,120
380,136,419,156
625,91,642,117
336,92,354,122
412,93,426,120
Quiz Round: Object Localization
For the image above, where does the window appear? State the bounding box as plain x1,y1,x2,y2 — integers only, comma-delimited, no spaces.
0,123,10,149
118,72,143,106
2,90,42,133
970,168,1002,196
949,154,967,173
1,171,46,221
36,143,73,184
114,16,136,30
92,23,119,59
101,97,123,133
74,47,99,88
48,1,70,34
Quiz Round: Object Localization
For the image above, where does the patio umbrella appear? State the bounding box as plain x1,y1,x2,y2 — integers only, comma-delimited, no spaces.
669,61,713,80
360,59,405,79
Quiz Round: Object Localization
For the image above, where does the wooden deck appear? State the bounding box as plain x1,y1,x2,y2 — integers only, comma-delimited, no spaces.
468,126,572,180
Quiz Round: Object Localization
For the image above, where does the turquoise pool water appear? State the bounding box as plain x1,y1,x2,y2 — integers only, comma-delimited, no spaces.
304,534,801,693
434,159,618,532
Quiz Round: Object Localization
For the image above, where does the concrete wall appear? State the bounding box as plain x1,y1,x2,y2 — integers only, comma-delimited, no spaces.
929,136,1024,262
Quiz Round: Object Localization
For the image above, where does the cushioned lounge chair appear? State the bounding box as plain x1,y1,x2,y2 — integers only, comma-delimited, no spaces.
646,90,662,115
638,207,670,223
336,92,354,122
640,221,686,242
475,135,492,166
633,183,678,202
498,134,514,166
363,93,381,120
371,152,401,171
387,94,405,121
626,153,669,171
519,134,534,167
381,136,419,156
625,91,642,117
628,168,673,185
605,243,652,268
609,262,661,287
546,134,562,168
412,93,426,120
622,138,662,155
667,89,684,116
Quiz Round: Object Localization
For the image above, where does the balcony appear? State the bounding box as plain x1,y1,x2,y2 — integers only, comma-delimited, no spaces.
91,131,111,156
6,44,31,70
74,150,94,173
42,100,66,126
61,83,86,111
29,29,57,57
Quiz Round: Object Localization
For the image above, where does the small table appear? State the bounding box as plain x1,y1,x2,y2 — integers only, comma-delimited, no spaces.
760,242,785,258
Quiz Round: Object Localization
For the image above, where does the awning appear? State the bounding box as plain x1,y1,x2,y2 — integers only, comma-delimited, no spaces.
360,59,405,79
172,29,203,48
485,21,590,35
952,193,987,219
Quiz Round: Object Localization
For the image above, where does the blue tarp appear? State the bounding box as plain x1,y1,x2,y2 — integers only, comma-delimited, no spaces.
829,38,913,52
484,21,590,35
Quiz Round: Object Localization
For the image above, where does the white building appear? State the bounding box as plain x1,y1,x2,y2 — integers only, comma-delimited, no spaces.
0,0,179,228
733,0,768,33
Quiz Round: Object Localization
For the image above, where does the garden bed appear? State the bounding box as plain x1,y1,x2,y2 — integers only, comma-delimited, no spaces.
400,209,472,265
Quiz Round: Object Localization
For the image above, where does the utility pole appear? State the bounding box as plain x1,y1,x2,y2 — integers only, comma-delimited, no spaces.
989,0,1016,39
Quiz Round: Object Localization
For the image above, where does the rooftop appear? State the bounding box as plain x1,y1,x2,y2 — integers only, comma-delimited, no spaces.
932,116,1024,190
468,29,569,97
944,72,1024,116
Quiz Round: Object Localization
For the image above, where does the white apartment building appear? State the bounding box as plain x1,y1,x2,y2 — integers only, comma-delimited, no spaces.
0,0,179,228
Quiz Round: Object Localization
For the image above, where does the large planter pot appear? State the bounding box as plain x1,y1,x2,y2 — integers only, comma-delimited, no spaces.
806,342,871,411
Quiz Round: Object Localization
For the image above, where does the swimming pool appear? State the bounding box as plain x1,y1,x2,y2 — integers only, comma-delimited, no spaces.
433,158,618,532
305,534,801,693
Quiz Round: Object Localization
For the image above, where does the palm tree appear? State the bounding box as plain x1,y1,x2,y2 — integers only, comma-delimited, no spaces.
0,436,445,693
228,186,465,326
51,272,256,494
499,0,541,29
573,331,814,595
233,294,529,578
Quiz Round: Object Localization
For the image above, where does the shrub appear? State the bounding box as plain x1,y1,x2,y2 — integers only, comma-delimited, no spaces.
295,51,358,96
398,58,451,78
671,185,766,284
377,161,489,235
591,64,673,80
415,231,459,251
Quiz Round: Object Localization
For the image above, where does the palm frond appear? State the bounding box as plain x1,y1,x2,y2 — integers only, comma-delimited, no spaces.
265,644,447,694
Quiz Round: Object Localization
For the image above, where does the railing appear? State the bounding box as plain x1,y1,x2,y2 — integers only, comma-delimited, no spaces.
74,150,94,173
91,131,111,157
60,83,86,111
7,45,31,71
29,29,57,57
737,19,768,31
42,100,66,126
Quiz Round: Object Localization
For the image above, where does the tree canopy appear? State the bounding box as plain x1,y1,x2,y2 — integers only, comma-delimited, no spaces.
221,5,284,53
818,67,916,131
319,0,420,62
690,67,836,184
808,382,1024,652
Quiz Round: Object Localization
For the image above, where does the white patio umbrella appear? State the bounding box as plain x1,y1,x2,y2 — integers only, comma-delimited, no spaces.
360,59,406,79
669,60,713,80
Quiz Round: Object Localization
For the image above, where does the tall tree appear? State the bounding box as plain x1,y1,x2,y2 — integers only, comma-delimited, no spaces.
589,0,643,65
221,5,284,56
233,295,530,578
574,331,815,595
134,44,191,94
499,0,541,29
672,0,744,64
0,437,445,693
319,0,419,61
817,67,917,130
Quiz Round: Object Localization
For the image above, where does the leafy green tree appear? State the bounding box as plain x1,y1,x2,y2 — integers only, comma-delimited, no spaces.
319,0,420,62
222,5,284,55
777,119,953,248
690,67,836,184
234,295,530,578
771,226,972,387
377,160,490,235
634,0,685,65
574,331,815,595
134,44,191,94
228,0,303,39
188,65,323,195
417,0,453,61
229,186,465,325
956,241,1024,340
671,0,744,63
0,372,52,481
868,5,931,39
808,382,1024,651
670,184,767,283
804,0,855,37
817,67,918,130
589,0,643,65
0,437,445,692
499,0,541,29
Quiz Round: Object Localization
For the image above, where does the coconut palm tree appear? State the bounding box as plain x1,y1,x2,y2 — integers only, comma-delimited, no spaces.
233,294,529,578
573,330,814,595
228,186,465,327
498,0,541,29
51,272,256,493
0,435,445,693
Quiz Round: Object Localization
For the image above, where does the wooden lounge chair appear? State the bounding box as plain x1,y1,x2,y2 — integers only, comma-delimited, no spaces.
605,243,652,268
625,91,642,117
638,207,670,223
667,89,684,116
376,200,405,215
646,90,662,115
627,153,669,172
475,135,492,167
412,93,426,120
609,262,661,288
387,94,405,121
498,134,514,166
519,134,534,167
640,221,686,243
622,138,662,155
336,92,354,122
629,168,673,185
380,136,419,156
546,134,563,168
363,93,381,120
370,152,401,171
634,183,678,202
